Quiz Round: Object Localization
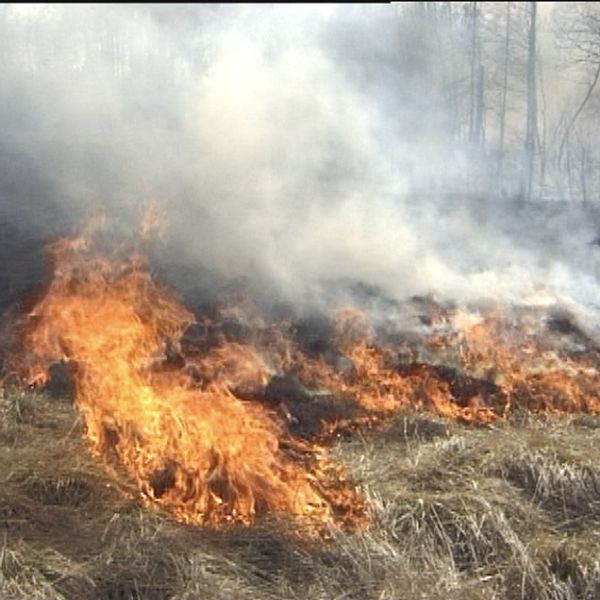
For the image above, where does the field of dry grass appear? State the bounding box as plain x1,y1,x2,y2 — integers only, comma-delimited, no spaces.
2,385,600,600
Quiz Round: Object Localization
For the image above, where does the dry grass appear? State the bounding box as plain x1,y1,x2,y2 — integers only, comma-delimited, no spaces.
2,390,600,600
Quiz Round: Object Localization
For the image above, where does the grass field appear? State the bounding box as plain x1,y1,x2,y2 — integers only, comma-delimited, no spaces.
2,386,600,600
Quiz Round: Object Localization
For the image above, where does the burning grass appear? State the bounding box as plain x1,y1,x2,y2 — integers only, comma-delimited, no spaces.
6,234,368,530
3,215,600,597
3,392,600,599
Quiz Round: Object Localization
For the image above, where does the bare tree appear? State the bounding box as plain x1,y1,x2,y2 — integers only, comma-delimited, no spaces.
523,0,538,203
469,2,485,147
557,61,600,167
496,1,511,181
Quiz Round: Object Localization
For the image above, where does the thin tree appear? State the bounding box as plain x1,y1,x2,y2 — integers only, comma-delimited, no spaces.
469,2,484,147
523,1,538,204
497,2,511,182
557,60,600,166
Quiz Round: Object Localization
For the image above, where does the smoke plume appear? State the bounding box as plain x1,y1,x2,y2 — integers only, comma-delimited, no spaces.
1,4,599,334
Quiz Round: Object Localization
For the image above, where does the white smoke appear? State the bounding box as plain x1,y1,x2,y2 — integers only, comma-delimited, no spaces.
1,4,599,332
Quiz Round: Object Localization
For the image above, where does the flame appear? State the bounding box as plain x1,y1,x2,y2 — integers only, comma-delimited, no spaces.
437,311,600,416
12,234,366,528
288,307,498,423
6,218,600,530
283,306,599,427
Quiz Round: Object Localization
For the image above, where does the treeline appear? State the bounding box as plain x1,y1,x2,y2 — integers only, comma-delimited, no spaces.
396,2,600,204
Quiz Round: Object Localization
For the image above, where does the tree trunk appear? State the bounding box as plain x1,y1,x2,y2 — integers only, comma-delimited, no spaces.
474,64,485,147
557,60,600,167
523,1,537,204
497,2,511,188
469,2,479,145
580,143,588,203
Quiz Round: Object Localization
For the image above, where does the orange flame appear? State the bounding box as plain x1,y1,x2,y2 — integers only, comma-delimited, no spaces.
7,220,600,530
454,313,600,415
13,234,365,528
289,307,498,423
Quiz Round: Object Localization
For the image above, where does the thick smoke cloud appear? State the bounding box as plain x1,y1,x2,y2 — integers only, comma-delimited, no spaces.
1,4,599,333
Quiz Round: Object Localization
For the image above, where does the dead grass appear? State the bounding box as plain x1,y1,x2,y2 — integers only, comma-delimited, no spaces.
2,392,600,599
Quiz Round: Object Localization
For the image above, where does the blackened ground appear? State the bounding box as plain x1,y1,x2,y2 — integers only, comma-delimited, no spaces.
263,375,362,439
0,217,51,378
0,219,48,316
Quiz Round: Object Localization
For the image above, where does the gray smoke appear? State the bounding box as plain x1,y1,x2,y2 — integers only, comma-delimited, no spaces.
1,4,599,331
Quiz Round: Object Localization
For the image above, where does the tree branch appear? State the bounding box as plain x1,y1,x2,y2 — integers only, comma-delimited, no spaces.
558,60,600,165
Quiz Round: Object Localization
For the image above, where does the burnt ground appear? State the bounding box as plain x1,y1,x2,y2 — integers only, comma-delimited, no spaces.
0,220,48,315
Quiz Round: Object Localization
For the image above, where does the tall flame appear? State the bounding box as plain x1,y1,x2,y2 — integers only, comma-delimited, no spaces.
13,234,363,527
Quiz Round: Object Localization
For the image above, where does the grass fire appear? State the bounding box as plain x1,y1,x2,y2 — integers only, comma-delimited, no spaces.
6,221,369,530
8,212,598,532
3,208,600,597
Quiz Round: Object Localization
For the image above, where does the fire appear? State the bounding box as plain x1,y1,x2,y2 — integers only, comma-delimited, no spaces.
11,232,365,528
284,305,599,427
5,214,600,530
289,307,498,423
434,310,600,416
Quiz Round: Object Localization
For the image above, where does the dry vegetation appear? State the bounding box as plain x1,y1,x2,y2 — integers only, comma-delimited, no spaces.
2,386,600,600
